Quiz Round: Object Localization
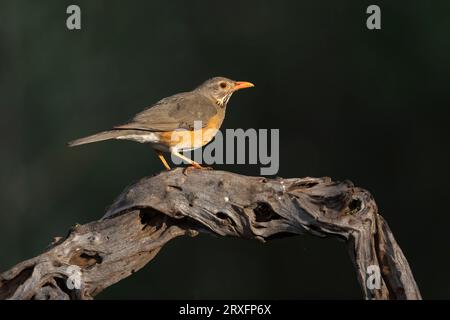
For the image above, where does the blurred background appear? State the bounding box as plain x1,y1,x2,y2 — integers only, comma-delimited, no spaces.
0,0,449,299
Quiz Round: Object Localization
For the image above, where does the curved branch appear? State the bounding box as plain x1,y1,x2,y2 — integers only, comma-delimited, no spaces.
0,168,421,299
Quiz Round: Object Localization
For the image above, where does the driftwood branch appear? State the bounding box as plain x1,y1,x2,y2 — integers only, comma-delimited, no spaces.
0,168,421,299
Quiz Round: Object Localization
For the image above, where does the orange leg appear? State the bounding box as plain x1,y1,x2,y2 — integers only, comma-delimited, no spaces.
171,150,203,169
155,150,171,171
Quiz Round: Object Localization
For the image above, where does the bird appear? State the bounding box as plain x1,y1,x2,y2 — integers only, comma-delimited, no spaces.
68,77,254,170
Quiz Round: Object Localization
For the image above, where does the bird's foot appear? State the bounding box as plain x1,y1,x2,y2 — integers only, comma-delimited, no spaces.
193,163,213,170
197,166,213,171
183,164,213,175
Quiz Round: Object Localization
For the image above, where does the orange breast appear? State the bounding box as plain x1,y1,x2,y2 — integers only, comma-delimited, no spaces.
158,113,223,151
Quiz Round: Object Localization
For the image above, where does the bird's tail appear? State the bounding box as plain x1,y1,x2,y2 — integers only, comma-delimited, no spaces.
67,130,125,147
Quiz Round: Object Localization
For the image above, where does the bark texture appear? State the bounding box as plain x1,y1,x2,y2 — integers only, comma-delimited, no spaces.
0,168,421,300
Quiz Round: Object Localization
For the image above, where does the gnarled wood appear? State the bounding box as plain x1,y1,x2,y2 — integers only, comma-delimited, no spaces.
0,168,421,299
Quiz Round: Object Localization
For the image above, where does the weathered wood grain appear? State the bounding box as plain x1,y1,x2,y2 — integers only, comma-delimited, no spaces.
0,168,421,299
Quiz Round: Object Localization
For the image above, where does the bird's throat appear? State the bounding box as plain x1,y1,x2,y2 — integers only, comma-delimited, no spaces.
217,93,232,108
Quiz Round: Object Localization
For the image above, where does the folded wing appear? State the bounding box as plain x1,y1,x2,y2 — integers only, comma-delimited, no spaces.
114,92,218,132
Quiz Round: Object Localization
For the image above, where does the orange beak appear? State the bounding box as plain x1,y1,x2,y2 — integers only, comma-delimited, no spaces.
233,81,255,91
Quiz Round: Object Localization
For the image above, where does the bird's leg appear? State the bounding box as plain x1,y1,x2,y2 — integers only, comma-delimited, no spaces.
155,150,171,171
171,150,203,169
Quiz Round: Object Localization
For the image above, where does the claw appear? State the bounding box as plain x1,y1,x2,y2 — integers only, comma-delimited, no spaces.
182,166,195,175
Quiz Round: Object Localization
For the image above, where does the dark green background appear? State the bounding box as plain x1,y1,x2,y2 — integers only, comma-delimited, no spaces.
0,0,449,299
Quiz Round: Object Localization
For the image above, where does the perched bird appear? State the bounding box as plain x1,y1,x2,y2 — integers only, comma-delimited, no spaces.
68,77,254,170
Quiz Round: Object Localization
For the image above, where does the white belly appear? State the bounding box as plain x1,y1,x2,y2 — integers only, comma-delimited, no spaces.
116,133,159,143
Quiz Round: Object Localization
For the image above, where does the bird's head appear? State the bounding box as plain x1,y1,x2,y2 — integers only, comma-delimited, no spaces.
196,77,254,107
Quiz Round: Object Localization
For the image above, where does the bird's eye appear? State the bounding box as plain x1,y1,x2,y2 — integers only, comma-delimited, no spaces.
220,82,227,89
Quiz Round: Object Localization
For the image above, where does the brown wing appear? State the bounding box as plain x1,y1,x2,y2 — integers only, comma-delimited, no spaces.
114,92,218,132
